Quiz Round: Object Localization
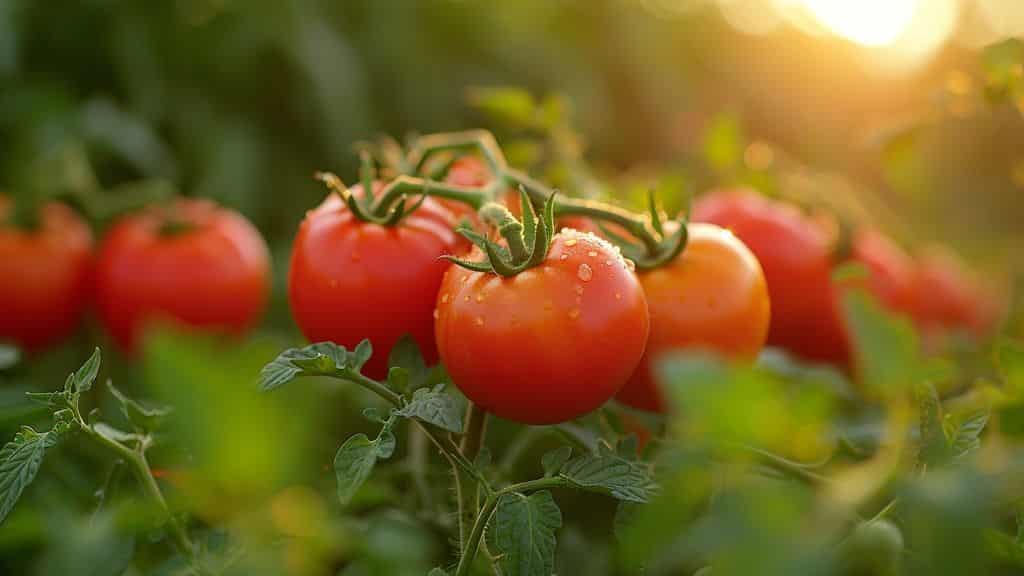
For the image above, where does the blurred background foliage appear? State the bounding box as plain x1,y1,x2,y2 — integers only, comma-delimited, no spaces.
3,0,1024,574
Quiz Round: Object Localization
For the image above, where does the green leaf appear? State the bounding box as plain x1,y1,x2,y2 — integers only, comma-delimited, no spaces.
387,335,429,391
486,491,562,576
427,569,449,576
703,113,743,172
333,430,395,506
386,367,410,394
92,422,139,445
72,348,101,393
541,447,572,477
843,290,921,398
24,392,64,409
260,341,369,391
0,344,19,370
917,382,948,469
0,427,59,523
395,385,464,433
106,380,172,433
559,454,658,503
950,411,989,461
467,86,538,128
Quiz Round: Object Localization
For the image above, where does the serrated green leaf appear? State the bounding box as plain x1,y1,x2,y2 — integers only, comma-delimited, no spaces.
395,385,464,433
351,340,373,371
72,348,101,393
0,344,20,370
541,446,572,477
559,454,658,503
260,341,361,391
334,423,396,506
25,392,64,409
0,427,59,523
486,491,562,576
917,382,948,469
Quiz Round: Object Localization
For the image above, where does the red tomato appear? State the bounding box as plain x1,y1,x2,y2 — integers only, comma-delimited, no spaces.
692,190,919,369
0,196,93,351
616,223,771,412
911,246,1001,338
289,185,460,379
96,198,269,354
692,190,846,365
441,156,491,224
435,231,649,424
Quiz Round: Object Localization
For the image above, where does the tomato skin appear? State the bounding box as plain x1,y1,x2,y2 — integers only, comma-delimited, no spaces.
96,198,269,354
290,188,459,379
692,190,847,365
616,223,770,412
848,228,915,317
0,197,93,351
911,246,1000,338
435,231,650,425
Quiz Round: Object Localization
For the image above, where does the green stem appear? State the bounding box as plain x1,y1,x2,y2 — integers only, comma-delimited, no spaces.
371,176,488,218
460,403,488,463
454,477,568,576
407,129,508,177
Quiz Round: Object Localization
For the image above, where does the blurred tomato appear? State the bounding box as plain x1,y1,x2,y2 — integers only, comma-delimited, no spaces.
0,196,93,351
96,198,270,354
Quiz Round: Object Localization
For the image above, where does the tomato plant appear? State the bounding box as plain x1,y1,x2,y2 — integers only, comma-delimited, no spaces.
0,195,93,351
288,182,461,379
616,222,770,412
95,198,270,354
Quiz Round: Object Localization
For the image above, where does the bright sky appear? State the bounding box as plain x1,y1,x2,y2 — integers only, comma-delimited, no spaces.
800,0,919,47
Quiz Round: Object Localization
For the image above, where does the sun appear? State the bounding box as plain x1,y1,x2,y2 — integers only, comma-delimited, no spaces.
800,0,919,47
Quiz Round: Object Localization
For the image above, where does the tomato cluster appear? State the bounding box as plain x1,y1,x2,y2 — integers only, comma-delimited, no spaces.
0,194,270,354
691,188,999,368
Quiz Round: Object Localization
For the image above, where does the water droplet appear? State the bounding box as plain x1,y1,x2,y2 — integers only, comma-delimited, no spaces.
615,292,622,300
560,254,569,260
433,308,440,319
565,238,578,247
587,250,597,257
605,259,613,266
568,308,581,320
577,263,593,282
474,316,485,326
625,259,636,272
475,293,485,302
441,293,450,303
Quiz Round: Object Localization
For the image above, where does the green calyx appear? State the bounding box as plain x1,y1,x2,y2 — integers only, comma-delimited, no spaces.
445,187,557,277
595,188,689,270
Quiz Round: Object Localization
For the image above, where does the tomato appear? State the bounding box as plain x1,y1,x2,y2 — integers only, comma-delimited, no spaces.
692,190,846,365
911,246,1001,339
290,185,460,379
847,228,915,317
442,156,491,224
0,196,93,351
435,230,649,424
96,198,270,354
616,223,770,412
840,520,903,574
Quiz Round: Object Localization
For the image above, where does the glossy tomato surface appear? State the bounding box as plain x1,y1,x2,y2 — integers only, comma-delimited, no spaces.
435,231,649,424
289,187,459,379
616,223,770,412
96,198,270,354
692,190,846,365
0,196,93,350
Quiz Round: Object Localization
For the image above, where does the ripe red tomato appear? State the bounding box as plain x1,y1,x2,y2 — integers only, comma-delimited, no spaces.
442,156,491,224
911,246,1001,339
435,231,649,424
0,196,93,351
96,198,270,354
692,190,919,369
616,223,770,412
290,185,460,379
692,190,846,365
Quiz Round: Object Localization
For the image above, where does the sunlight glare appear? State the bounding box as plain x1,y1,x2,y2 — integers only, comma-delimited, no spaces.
800,0,919,47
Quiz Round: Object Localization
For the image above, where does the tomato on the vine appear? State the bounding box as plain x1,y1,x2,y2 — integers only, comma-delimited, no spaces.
615,222,770,412
96,198,270,354
289,184,460,379
911,246,1001,338
0,196,93,351
692,189,919,369
435,230,649,424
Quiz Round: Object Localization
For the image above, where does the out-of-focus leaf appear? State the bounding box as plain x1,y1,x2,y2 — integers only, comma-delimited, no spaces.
949,411,989,461
0,344,20,370
486,490,562,576
917,382,948,468
79,98,177,178
38,512,134,576
467,86,537,128
703,113,743,172
998,339,1024,395
843,290,921,398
